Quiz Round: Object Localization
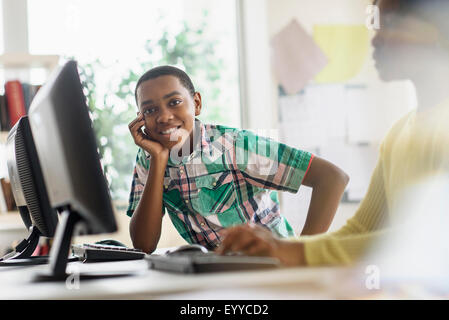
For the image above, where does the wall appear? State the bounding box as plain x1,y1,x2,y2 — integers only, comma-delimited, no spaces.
241,0,417,233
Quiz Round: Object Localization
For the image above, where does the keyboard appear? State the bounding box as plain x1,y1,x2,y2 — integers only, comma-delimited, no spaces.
71,243,146,262
146,251,280,273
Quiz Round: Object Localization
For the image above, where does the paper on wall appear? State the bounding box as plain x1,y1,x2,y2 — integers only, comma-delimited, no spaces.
345,81,416,143
320,142,379,201
313,25,369,83
278,84,347,150
271,19,328,95
279,92,325,150
305,84,347,140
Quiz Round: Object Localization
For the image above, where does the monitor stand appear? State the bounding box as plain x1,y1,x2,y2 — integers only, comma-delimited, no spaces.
34,208,133,282
0,225,49,266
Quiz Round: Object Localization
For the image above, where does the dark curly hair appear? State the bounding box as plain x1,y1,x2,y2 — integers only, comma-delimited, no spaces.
134,65,196,106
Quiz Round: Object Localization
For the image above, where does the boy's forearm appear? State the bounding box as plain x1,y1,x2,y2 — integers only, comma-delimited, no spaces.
130,156,167,253
300,167,349,236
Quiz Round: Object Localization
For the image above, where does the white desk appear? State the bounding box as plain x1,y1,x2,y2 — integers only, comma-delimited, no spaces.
0,258,377,300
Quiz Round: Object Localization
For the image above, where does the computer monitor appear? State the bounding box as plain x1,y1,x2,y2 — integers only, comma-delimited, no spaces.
28,60,117,279
0,115,58,265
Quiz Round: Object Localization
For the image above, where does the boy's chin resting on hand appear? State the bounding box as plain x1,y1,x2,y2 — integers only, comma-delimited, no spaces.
216,223,307,267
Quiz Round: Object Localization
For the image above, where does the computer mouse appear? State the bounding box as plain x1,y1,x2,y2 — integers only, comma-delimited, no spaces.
95,239,127,247
166,244,209,255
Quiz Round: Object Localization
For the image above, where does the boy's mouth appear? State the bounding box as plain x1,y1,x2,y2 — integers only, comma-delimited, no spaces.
159,125,182,137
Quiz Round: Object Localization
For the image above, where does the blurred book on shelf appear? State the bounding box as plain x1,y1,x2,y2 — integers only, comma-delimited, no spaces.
0,95,10,132
0,178,16,213
0,81,42,131
4,80,26,128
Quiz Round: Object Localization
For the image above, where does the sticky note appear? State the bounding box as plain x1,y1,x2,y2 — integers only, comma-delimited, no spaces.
313,25,369,83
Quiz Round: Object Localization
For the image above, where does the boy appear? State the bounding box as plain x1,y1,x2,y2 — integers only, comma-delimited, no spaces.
127,66,349,254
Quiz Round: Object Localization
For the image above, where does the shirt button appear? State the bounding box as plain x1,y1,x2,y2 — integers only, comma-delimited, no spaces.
212,182,217,187
185,200,189,204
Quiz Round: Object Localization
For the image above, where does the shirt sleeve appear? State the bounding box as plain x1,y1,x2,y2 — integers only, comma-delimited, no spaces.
126,148,166,217
295,155,389,266
233,129,314,193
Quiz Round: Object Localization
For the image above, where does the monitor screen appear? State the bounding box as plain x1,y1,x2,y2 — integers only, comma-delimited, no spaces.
28,60,116,235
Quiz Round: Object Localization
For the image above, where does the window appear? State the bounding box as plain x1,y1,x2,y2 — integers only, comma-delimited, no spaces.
27,0,241,200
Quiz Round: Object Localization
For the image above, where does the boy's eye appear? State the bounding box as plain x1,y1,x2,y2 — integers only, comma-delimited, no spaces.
143,107,156,115
169,99,181,106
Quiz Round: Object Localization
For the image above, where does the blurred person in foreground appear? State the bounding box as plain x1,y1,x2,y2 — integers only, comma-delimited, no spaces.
217,0,449,268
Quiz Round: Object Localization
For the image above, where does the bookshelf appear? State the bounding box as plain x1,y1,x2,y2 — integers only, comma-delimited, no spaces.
0,53,59,71
0,54,60,217
0,53,60,133
0,210,22,227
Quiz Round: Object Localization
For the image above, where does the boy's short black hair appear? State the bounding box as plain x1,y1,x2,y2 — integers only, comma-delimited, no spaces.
134,65,196,106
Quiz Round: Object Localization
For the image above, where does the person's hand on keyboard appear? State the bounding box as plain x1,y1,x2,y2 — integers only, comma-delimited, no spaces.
216,223,306,266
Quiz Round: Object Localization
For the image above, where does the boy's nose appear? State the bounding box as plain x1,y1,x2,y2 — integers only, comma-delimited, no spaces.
156,107,174,123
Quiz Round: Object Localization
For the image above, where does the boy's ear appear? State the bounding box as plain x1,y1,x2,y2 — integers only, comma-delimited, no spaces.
193,92,202,116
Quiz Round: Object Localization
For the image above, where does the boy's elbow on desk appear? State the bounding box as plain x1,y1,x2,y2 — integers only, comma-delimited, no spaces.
129,219,158,254
131,238,157,255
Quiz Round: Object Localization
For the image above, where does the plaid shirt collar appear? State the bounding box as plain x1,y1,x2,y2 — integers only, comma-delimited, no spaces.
167,118,211,167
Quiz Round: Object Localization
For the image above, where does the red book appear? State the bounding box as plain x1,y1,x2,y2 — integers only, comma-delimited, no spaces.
0,178,16,211
5,80,27,127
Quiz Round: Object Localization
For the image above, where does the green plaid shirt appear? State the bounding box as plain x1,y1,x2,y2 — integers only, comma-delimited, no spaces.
127,119,313,250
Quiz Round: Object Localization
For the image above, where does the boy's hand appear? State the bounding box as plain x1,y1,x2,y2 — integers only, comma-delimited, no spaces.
128,113,169,160
216,223,306,266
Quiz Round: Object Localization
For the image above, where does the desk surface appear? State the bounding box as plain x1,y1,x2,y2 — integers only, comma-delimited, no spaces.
0,257,379,300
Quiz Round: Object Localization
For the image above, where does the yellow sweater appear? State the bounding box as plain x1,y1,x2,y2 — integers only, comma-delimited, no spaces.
297,101,449,266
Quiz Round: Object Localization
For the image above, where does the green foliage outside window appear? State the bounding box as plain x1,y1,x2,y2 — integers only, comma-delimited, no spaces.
78,13,236,200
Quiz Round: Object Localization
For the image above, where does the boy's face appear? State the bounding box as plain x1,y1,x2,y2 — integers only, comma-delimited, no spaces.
136,75,202,150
